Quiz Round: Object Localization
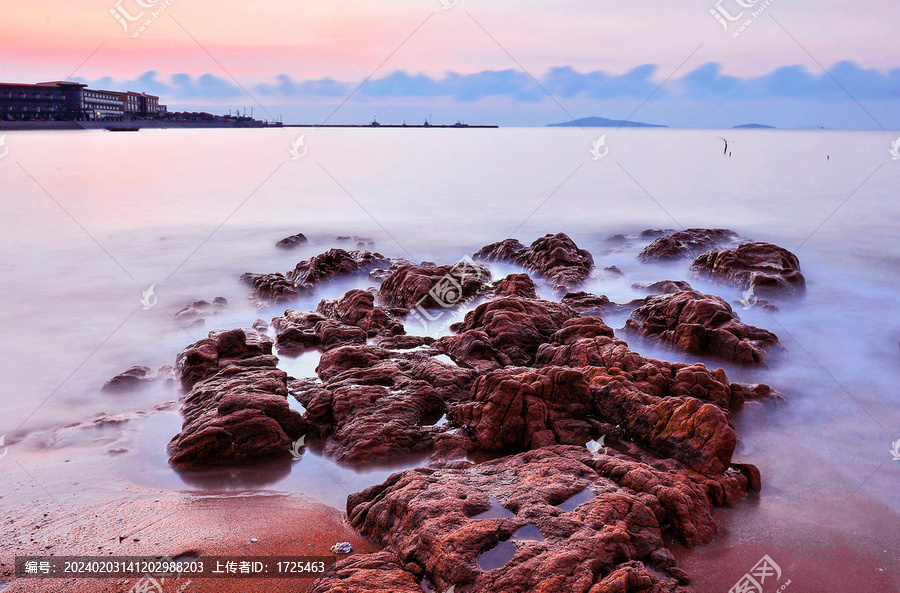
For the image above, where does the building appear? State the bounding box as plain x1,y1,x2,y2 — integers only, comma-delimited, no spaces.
125,91,143,116
82,88,125,120
0,82,67,120
0,80,164,121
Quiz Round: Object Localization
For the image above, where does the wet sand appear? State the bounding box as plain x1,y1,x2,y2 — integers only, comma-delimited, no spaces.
673,429,900,593
0,488,376,593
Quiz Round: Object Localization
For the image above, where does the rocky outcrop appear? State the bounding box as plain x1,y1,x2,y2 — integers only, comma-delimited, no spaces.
290,346,476,463
638,229,739,262
447,297,577,366
451,366,598,451
318,289,405,338
378,335,436,350
310,552,423,593
559,292,612,316
625,291,781,366
379,262,492,310
175,328,276,390
490,273,537,299
240,272,300,304
275,232,308,249
287,249,392,291
271,290,406,353
690,242,806,296
102,366,156,393
473,238,527,263
476,233,594,291
172,297,228,329
167,359,305,467
632,280,693,295
346,446,747,592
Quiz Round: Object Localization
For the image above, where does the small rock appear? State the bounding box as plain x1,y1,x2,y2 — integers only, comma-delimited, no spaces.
251,538,258,543
331,542,353,554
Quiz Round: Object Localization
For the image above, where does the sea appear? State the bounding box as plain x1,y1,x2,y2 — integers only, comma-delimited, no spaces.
1,127,898,590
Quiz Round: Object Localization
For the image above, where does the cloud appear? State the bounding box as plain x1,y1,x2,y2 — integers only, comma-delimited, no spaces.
86,61,900,106
680,61,900,100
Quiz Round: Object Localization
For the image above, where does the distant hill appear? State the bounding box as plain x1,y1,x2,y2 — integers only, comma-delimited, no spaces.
548,116,668,128
733,123,776,129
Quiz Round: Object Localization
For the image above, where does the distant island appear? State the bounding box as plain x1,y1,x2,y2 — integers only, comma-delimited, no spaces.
547,116,667,128
733,123,776,129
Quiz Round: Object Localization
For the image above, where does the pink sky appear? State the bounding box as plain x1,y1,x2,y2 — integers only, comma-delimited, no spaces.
1,0,896,84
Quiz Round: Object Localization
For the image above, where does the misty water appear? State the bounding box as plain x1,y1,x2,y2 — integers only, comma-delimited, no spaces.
1,128,898,561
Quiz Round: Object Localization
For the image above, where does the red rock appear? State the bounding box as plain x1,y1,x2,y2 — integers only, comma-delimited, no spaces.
287,249,392,290
638,229,739,262
176,328,274,390
346,447,723,592
491,273,537,299
632,280,693,294
311,552,423,593
292,346,475,463
378,335,436,350
690,242,806,296
318,289,405,338
275,232,308,249
101,366,154,393
167,363,305,467
624,291,782,366
476,233,594,291
452,366,597,451
432,330,513,373
473,238,527,262
449,296,577,366
379,262,492,310
240,272,301,303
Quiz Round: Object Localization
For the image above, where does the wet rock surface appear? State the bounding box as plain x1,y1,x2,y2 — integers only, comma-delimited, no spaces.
291,346,476,463
310,552,423,593
346,446,741,592
446,296,577,366
625,291,782,366
476,233,594,291
275,232,308,249
175,328,276,390
172,297,228,329
379,262,492,310
288,249,393,291
101,366,157,393
240,272,300,304
317,289,406,338
638,229,739,262
690,242,806,296
155,229,797,591
167,360,305,468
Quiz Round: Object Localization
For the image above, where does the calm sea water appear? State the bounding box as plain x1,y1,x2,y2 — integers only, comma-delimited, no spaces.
1,128,898,571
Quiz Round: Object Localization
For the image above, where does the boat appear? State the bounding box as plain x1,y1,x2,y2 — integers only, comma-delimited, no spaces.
104,126,141,132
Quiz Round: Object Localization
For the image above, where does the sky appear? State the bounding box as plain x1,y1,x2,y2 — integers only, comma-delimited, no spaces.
1,0,898,128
